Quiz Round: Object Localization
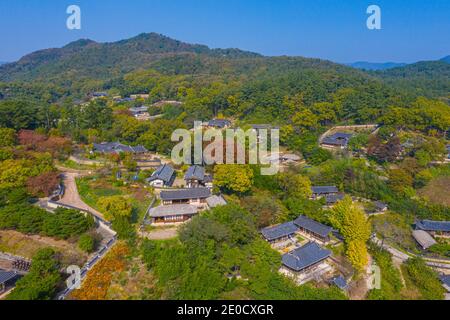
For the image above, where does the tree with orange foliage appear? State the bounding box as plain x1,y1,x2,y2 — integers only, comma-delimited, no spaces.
26,171,60,197
70,243,129,300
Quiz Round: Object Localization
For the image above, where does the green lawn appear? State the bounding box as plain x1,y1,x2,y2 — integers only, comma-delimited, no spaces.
76,176,152,223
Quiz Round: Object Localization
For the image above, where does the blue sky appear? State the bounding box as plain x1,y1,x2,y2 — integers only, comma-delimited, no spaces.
0,0,449,63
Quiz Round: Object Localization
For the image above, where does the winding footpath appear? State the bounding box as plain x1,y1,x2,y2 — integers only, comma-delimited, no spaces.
50,167,117,300
58,172,105,219
370,235,450,270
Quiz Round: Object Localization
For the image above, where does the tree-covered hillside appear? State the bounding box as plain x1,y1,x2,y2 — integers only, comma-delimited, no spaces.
0,33,260,83
372,60,450,98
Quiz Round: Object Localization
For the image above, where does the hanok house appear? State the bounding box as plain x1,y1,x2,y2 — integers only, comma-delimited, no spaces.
207,119,232,129
184,165,212,188
160,188,211,208
373,201,388,213
415,220,450,237
93,142,148,155
280,153,302,164
412,230,437,250
321,132,353,149
281,242,332,274
148,204,198,224
0,270,18,294
90,92,108,100
146,164,176,188
325,193,345,206
311,186,339,200
294,215,333,243
129,106,150,120
261,221,298,244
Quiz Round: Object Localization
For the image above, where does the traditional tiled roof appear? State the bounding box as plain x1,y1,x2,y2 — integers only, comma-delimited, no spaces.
374,201,388,211
282,242,331,271
147,164,176,185
261,221,298,241
412,230,437,249
160,188,211,201
0,270,17,285
322,133,353,147
416,220,450,232
129,106,149,115
92,92,108,97
149,204,198,218
184,165,205,181
93,142,147,154
294,216,333,238
326,193,345,204
332,276,348,290
206,195,227,208
203,175,213,183
281,154,301,161
312,186,339,195
208,119,231,128
441,274,450,289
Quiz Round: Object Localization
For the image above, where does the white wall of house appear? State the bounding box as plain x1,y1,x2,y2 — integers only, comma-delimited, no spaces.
149,179,164,188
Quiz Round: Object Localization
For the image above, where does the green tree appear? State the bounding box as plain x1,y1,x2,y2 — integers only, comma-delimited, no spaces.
329,196,371,272
0,127,16,147
7,248,61,300
277,173,312,199
78,233,96,253
214,165,254,194
98,195,133,221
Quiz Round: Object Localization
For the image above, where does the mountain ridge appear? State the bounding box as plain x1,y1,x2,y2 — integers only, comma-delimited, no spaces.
347,61,407,71
0,32,262,82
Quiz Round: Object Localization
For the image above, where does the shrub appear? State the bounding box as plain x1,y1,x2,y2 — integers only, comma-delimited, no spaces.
78,233,96,253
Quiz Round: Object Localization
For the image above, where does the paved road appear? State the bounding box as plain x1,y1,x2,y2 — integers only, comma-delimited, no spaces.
371,236,411,262
371,236,450,270
58,172,104,219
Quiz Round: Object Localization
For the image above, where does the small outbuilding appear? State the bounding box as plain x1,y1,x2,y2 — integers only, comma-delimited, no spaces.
331,275,349,291
0,270,18,293
147,164,176,188
311,186,339,199
412,230,437,250
206,195,227,209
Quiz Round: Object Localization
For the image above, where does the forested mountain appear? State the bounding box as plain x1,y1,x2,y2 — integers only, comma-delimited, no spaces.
372,60,450,98
0,33,260,83
0,33,448,130
347,61,407,71
441,55,450,64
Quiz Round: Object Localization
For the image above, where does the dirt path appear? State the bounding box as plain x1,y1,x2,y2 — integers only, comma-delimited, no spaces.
58,172,104,218
139,228,178,240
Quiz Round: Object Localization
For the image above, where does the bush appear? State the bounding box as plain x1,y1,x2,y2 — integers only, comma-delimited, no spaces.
78,233,96,253
367,245,403,300
0,205,95,239
402,257,445,300
7,248,61,300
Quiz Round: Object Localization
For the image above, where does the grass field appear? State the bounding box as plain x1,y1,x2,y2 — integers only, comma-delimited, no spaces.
419,176,450,206
76,176,152,223
0,230,87,266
